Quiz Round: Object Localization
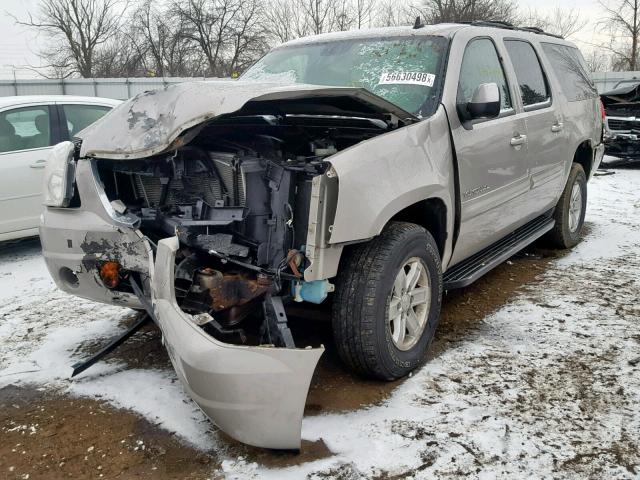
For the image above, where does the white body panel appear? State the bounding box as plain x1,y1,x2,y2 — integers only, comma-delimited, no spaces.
0,96,119,240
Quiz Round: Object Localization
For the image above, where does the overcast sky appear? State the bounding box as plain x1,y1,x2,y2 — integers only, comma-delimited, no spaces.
0,0,608,79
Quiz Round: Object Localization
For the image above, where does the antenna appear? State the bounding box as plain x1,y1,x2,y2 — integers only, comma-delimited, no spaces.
413,16,425,29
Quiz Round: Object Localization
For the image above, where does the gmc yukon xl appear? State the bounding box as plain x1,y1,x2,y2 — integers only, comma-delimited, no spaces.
40,21,604,449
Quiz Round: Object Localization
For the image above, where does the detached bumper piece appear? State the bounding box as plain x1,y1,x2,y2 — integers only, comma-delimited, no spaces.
152,237,323,450
70,312,151,377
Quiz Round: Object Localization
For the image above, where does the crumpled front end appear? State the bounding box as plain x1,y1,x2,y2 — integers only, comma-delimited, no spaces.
152,236,323,450
41,81,413,449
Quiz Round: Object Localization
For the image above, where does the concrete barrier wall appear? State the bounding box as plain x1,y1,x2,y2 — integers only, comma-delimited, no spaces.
0,77,224,100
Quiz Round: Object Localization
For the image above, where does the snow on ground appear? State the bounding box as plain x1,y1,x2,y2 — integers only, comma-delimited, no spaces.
0,239,54,304
0,165,639,479
0,243,216,450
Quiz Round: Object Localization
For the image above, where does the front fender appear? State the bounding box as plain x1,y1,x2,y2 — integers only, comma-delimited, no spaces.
328,106,454,246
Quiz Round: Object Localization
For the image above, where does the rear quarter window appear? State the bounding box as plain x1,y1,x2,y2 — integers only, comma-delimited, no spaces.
504,40,550,107
541,43,598,102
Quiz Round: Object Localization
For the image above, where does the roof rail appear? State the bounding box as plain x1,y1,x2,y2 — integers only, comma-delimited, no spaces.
520,26,564,39
464,20,564,39
471,20,515,29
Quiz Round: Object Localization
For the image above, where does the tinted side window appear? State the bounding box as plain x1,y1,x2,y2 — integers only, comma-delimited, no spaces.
63,104,111,137
541,43,598,102
0,106,51,153
458,38,512,111
504,40,550,106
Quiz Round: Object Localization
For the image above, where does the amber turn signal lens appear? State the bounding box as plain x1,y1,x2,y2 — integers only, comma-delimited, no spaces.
99,261,121,289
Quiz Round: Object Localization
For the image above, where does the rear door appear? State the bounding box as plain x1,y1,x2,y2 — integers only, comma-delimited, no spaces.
540,43,601,179
0,104,58,236
448,36,530,265
503,39,569,212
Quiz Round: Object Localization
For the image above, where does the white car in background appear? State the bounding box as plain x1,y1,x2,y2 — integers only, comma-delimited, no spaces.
0,95,120,241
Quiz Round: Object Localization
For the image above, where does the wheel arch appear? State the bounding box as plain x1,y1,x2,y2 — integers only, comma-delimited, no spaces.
388,197,448,258
573,140,594,179
311,194,450,283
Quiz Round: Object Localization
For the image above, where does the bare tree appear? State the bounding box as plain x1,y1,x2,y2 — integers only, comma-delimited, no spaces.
93,30,145,77
14,0,126,78
415,0,518,25
333,0,356,31
299,0,339,34
174,0,243,76
262,0,309,43
520,7,587,38
264,0,361,42
584,49,610,72
225,0,268,75
375,0,413,27
130,0,197,77
355,0,377,28
598,0,640,71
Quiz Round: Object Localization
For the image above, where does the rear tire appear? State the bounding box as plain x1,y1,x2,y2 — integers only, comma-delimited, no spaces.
332,222,442,381
547,163,587,249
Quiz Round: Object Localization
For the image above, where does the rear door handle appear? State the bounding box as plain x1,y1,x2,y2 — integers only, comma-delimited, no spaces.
551,122,564,133
510,134,527,147
29,159,46,169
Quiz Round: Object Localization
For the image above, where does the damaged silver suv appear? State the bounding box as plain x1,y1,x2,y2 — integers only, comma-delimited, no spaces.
40,22,604,449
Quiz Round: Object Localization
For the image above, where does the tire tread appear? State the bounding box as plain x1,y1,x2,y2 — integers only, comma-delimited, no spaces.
547,163,587,249
332,222,441,380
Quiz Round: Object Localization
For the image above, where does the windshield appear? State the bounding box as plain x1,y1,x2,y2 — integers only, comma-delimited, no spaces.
242,35,449,117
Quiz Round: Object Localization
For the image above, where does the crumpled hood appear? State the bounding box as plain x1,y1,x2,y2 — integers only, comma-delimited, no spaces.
78,80,417,159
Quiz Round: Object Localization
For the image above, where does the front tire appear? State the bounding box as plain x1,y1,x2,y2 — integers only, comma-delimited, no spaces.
332,222,442,380
547,163,587,249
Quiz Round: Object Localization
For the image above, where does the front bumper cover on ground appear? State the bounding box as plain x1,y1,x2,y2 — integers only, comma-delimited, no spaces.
151,236,324,450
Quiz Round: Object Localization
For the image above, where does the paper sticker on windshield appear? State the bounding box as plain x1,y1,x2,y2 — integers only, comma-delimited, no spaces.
378,71,436,87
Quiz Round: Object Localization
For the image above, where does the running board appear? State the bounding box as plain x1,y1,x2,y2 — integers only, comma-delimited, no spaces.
444,215,555,290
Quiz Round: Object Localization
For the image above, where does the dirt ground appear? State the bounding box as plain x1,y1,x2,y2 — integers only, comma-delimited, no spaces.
0,242,556,479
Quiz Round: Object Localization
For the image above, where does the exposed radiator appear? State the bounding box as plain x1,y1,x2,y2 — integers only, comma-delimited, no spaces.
210,152,246,206
132,153,246,207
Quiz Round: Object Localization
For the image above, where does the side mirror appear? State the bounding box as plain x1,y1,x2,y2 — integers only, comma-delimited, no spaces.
458,83,501,123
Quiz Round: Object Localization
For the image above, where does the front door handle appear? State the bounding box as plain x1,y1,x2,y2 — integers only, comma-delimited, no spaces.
510,134,527,147
29,159,46,169
551,122,564,133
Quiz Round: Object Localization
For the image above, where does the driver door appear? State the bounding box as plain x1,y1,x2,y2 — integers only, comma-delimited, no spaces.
448,37,530,265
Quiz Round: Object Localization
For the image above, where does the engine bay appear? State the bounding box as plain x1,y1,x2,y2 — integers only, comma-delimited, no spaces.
95,113,394,347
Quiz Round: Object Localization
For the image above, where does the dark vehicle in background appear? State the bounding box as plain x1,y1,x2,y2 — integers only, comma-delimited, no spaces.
601,82,640,164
